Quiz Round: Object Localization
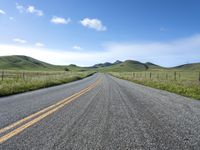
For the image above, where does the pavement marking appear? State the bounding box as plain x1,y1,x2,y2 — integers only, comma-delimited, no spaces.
0,79,100,134
0,78,101,144
0,83,94,134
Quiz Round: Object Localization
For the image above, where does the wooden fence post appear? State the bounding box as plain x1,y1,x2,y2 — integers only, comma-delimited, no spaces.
150,72,152,79
174,71,177,81
1,71,4,81
23,72,25,80
199,72,200,82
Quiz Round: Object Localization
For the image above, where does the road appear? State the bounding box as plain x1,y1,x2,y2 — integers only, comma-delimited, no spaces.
0,73,200,149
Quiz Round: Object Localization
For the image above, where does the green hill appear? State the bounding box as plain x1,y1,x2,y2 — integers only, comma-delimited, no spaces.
97,60,149,72
0,55,62,71
93,62,113,68
0,55,91,71
0,55,199,72
67,64,91,72
95,60,167,72
173,63,200,71
145,62,164,70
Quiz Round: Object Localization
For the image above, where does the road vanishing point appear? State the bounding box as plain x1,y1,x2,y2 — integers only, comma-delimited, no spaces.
0,73,200,149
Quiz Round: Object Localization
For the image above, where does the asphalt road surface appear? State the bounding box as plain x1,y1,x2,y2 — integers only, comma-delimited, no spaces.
0,73,200,149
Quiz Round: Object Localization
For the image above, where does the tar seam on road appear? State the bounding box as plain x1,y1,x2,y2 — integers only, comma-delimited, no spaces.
0,78,101,144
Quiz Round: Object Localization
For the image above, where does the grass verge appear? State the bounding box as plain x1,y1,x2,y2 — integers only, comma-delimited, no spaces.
110,73,200,100
0,71,95,97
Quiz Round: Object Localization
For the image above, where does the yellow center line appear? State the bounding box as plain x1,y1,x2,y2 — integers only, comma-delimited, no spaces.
0,79,99,135
0,78,101,144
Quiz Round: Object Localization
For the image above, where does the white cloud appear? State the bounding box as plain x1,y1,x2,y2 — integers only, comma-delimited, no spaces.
26,6,43,16
51,16,71,24
0,44,93,66
103,34,200,67
16,3,43,16
80,18,106,31
1,34,200,67
16,3,24,13
0,9,6,15
13,38,27,44
35,42,44,47
73,45,82,50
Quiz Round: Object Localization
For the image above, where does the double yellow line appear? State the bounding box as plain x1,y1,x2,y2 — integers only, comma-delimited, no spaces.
0,78,101,144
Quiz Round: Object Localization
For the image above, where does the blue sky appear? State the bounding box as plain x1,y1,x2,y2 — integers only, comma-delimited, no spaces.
0,0,200,66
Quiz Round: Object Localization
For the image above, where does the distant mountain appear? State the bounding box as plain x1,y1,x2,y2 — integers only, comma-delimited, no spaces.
93,62,113,68
92,60,123,68
97,60,149,72
0,55,199,72
94,60,167,72
67,64,90,72
113,60,122,64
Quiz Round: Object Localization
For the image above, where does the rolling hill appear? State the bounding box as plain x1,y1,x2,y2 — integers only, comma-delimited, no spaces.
0,55,199,72
0,55,63,71
96,60,164,72
173,63,200,71
93,62,113,68
145,62,163,70
96,60,147,72
0,55,92,71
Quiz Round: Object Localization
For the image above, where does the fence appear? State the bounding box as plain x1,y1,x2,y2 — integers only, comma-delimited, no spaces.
0,70,84,82
113,71,200,82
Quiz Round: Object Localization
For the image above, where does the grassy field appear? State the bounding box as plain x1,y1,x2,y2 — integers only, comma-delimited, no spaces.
0,70,94,97
1,55,200,98
110,71,200,100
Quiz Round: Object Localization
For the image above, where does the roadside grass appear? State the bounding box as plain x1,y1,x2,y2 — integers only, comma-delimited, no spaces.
110,71,200,100
0,71,95,97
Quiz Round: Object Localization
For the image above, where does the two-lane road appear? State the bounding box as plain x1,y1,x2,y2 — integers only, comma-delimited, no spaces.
0,73,200,149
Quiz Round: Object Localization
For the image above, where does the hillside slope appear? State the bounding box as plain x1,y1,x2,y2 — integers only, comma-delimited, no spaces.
173,63,200,71
0,55,93,71
145,62,164,70
0,55,64,71
0,55,199,72
97,60,149,72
